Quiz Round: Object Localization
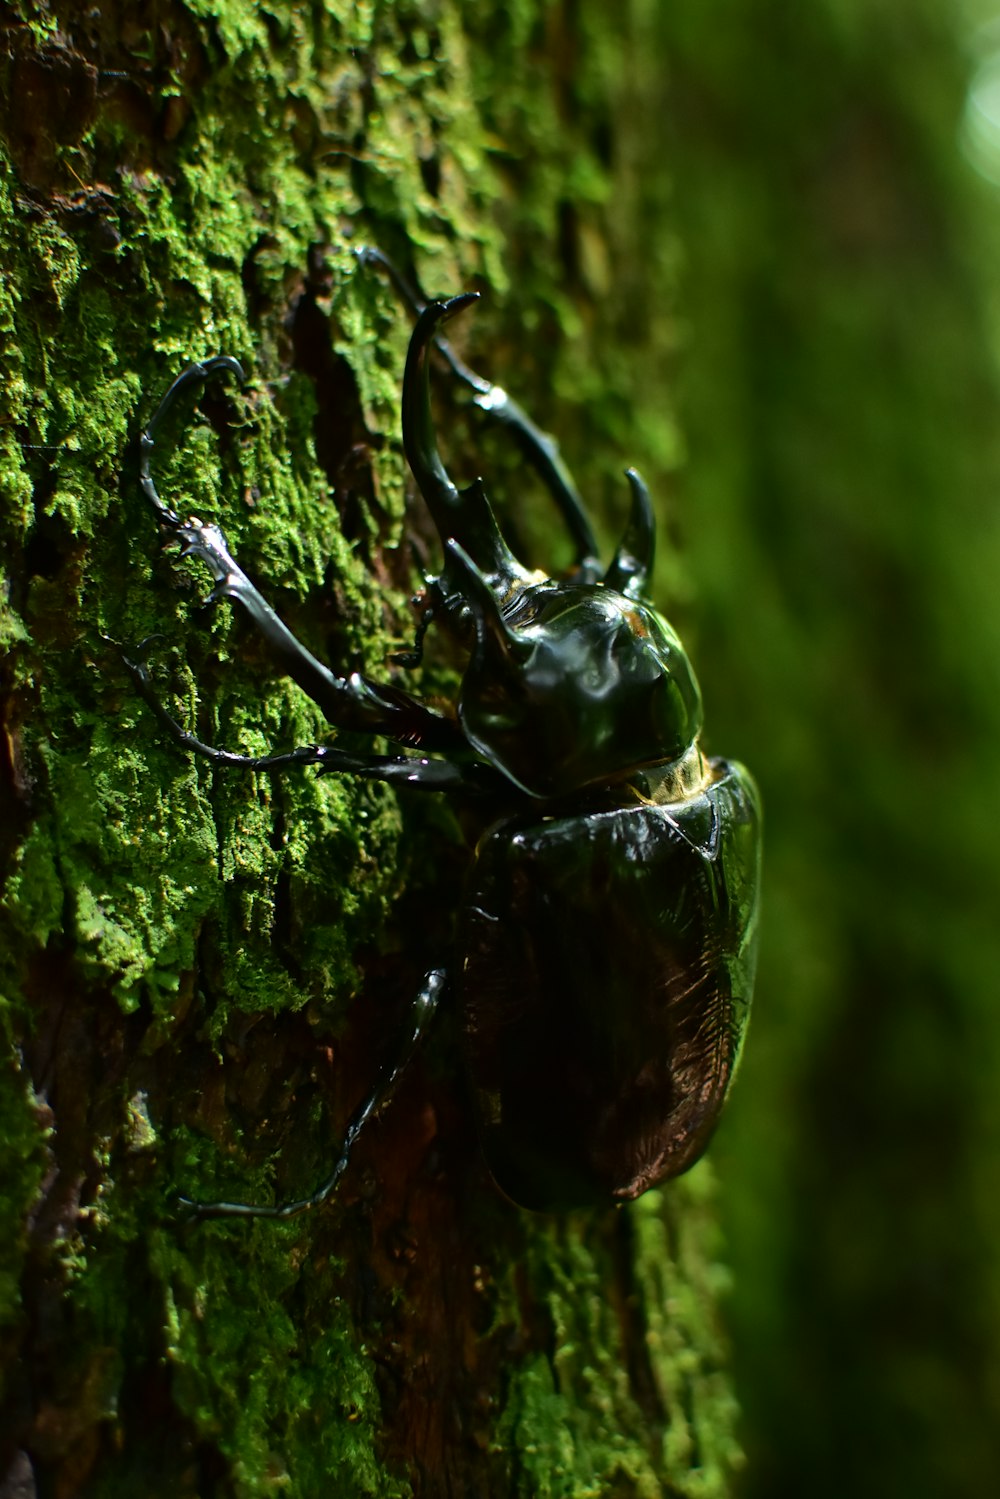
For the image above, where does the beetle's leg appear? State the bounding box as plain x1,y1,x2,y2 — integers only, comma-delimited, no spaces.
359,246,601,579
119,643,503,795
163,513,463,749
139,356,246,526
140,362,467,755
390,578,439,669
390,605,434,669
177,969,446,1222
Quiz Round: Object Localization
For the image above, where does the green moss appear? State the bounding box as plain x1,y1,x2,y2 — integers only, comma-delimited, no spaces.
498,1177,737,1499
146,1228,409,1498
1,1,743,1492
634,1178,742,1497
500,1233,663,1499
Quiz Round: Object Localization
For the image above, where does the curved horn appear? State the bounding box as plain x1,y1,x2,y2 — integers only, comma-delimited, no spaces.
402,296,478,520
603,467,655,599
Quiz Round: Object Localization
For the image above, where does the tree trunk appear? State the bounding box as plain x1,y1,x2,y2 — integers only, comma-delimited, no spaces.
0,4,738,1496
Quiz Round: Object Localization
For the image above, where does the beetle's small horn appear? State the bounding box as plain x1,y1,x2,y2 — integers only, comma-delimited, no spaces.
459,476,525,590
403,297,527,590
603,468,655,599
445,540,530,662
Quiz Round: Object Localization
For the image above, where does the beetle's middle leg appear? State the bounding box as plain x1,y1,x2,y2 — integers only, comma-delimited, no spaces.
119,642,502,795
177,968,446,1222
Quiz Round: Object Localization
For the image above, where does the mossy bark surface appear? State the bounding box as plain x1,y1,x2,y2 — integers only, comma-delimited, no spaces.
0,4,738,1496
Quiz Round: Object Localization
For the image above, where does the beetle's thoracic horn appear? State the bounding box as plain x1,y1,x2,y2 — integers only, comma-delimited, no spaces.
445,541,531,662
402,298,527,591
603,467,655,599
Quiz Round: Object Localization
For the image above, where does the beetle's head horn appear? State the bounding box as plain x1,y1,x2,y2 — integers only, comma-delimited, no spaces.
603,468,655,600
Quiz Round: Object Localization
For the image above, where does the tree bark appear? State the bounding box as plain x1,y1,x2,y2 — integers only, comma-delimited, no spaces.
0,4,738,1496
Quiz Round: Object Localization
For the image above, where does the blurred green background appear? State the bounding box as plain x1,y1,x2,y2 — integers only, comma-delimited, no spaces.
655,1,1000,1493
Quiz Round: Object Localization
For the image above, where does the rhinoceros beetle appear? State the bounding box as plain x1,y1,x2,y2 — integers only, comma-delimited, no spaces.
124,269,761,1219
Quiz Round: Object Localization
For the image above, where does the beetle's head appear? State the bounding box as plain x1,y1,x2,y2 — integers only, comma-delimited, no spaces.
400,293,703,797
449,546,703,799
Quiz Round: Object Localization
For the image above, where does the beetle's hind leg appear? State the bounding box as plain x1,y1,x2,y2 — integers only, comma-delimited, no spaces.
177,969,446,1223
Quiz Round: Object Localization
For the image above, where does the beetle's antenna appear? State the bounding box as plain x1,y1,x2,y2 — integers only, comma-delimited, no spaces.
603,468,655,600
402,299,530,595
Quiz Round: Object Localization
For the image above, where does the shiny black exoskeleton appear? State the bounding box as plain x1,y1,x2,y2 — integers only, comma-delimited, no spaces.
126,269,761,1219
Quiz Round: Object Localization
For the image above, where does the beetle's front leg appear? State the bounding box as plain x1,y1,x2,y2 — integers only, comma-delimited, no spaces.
139,355,246,527
177,968,446,1222
163,513,445,740
139,359,466,754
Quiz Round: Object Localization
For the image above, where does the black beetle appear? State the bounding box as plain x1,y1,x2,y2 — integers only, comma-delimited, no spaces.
124,275,761,1219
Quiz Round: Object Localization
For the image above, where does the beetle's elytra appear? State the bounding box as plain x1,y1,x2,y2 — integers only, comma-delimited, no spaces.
126,260,761,1219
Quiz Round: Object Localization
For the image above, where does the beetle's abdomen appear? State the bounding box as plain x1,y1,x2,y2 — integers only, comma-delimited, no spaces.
460,758,761,1211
